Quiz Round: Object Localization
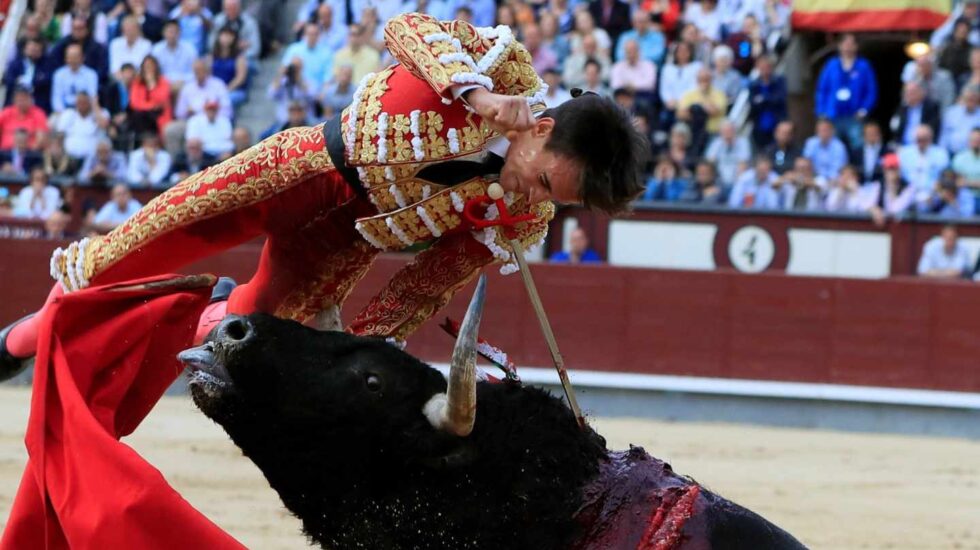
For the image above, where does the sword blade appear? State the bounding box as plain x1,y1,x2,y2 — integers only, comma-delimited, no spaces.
507,238,585,428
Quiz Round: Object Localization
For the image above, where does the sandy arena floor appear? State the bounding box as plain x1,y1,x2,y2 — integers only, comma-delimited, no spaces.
0,386,977,549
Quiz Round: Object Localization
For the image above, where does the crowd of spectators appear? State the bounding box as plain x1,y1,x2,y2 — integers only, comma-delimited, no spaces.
7,0,980,243
640,1,980,228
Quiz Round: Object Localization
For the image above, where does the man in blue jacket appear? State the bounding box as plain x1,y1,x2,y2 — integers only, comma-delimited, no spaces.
815,33,877,150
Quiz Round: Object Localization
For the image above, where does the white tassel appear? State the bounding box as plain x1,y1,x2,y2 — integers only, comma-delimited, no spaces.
389,184,407,208
447,128,460,154
74,237,90,289
439,52,479,72
423,32,452,44
450,72,494,90
450,191,466,212
347,72,376,161
410,110,425,161
417,206,443,237
356,221,388,250
376,112,389,162
386,217,414,247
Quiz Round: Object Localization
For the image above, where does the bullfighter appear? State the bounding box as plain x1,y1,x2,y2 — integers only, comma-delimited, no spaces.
0,13,648,378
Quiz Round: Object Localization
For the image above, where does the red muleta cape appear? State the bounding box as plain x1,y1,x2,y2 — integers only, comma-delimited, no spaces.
1,275,244,549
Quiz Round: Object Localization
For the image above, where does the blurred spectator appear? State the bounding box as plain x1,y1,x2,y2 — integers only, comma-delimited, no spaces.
186,100,233,159
542,68,572,108
825,165,878,213
0,130,42,176
210,0,261,61
43,133,79,177
898,124,950,199
779,156,826,212
917,224,971,278
938,18,973,82
643,156,687,201
853,120,888,184
581,59,610,96
317,62,352,118
169,0,212,55
929,0,980,50
960,47,980,90
871,153,916,221
705,121,751,188
127,132,172,187
570,11,612,56
610,40,656,95
677,67,727,137
231,127,252,155
103,63,137,141
684,0,723,42
815,33,877,149
170,59,232,152
270,60,314,126
496,4,517,28
902,54,957,111
589,0,631,49
56,91,110,161
210,27,250,109
264,100,310,139
80,138,127,185
44,209,74,239
728,155,780,209
540,13,571,67
549,227,601,263
952,128,980,210
615,9,665,65
356,7,387,55
118,0,166,43
169,137,215,184
563,34,611,90
710,45,745,105
614,87,638,115
939,85,980,153
0,87,48,150
51,44,100,113
658,42,702,122
129,55,172,137
803,117,849,181
307,3,346,53
13,168,61,220
926,169,975,218
93,183,143,232
678,22,712,63
723,14,766,76
110,15,153,77
283,23,332,92
524,24,558,75
890,80,940,148
4,39,54,113
50,16,110,83
152,19,197,90
664,122,697,175
748,55,787,148
60,0,110,45
334,24,381,83
678,160,724,203
765,120,798,175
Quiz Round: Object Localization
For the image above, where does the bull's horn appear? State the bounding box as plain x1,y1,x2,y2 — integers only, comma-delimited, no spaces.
423,274,485,436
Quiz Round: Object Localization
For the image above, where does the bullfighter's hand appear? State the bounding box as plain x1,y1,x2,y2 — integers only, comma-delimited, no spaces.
465,88,535,139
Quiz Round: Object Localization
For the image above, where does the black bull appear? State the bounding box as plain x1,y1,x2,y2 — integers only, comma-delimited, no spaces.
179,279,808,550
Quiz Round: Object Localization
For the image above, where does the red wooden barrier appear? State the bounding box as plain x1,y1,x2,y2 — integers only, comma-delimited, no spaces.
1,238,978,393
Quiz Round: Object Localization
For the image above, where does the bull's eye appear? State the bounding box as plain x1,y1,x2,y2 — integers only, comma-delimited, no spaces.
365,374,382,392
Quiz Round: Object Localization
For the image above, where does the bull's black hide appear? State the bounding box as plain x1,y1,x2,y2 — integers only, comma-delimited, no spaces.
182,314,807,550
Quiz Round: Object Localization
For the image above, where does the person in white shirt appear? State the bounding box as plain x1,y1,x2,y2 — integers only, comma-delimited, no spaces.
917,224,972,278
109,15,153,77
659,41,703,116
166,59,233,154
50,44,99,113
825,164,878,213
127,133,173,187
728,155,779,208
13,167,61,220
542,68,571,109
185,100,234,158
684,0,724,42
151,20,197,90
93,183,144,232
55,91,110,161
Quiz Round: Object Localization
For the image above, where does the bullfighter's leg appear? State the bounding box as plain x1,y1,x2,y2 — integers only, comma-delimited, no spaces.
3,124,350,365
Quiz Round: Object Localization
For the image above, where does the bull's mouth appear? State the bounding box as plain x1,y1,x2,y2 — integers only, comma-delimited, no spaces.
178,342,234,397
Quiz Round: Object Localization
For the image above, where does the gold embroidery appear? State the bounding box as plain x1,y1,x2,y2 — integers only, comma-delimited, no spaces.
69,124,333,283
274,240,378,325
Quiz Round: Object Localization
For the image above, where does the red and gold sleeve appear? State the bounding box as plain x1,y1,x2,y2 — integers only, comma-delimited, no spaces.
383,13,544,101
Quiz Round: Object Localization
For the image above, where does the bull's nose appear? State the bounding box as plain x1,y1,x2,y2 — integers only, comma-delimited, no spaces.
214,315,255,346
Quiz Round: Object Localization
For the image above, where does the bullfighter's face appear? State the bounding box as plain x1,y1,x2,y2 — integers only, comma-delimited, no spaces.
179,314,451,459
